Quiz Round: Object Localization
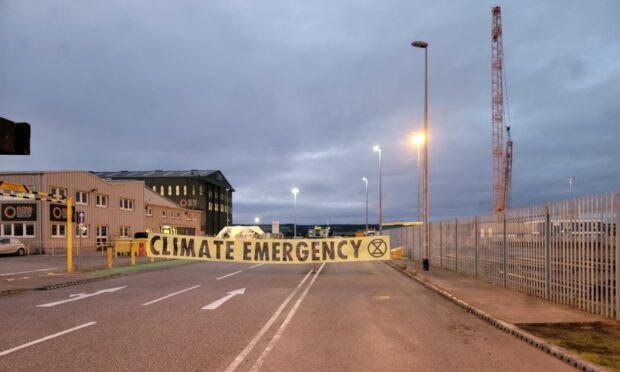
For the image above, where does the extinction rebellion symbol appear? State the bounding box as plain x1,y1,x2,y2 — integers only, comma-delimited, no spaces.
367,239,388,258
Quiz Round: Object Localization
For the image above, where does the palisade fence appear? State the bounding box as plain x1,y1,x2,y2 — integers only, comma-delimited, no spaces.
386,192,619,320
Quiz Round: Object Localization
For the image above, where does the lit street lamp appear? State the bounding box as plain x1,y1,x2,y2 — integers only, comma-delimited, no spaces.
362,177,369,231
411,132,425,222
373,145,383,235
254,217,260,224
568,177,575,197
291,188,299,237
412,39,430,271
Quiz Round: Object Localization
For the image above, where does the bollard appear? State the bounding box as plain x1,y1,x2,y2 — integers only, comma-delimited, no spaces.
107,246,113,269
130,243,136,266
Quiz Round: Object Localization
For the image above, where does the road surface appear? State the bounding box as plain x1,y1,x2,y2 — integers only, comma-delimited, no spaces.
0,261,572,371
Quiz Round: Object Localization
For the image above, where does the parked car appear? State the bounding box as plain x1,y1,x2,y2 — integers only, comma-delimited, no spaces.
0,237,26,256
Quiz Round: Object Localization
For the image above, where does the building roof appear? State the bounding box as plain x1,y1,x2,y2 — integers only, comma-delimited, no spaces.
91,170,234,191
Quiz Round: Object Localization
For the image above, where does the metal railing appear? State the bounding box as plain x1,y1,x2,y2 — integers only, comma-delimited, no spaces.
386,191,619,320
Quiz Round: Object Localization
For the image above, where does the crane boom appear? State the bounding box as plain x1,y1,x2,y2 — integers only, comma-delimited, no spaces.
491,5,510,213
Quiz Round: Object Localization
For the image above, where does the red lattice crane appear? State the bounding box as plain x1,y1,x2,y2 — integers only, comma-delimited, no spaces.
491,5,513,213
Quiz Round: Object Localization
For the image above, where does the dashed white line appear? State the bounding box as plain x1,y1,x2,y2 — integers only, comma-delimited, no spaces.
249,264,264,269
0,267,58,277
224,269,314,372
250,263,325,371
0,322,97,357
216,270,243,280
142,285,201,306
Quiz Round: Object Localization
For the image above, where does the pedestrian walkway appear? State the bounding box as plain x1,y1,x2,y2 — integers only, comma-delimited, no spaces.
390,258,605,324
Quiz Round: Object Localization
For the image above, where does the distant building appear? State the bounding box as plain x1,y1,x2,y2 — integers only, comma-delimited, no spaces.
92,170,234,235
0,171,201,252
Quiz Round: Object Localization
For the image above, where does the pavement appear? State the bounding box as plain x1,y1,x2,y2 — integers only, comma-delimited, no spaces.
0,257,577,371
388,258,605,325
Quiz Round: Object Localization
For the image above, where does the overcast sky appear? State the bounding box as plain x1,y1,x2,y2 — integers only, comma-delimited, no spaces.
1,0,619,225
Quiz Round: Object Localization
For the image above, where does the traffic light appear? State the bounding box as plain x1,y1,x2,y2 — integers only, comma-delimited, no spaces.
0,117,30,155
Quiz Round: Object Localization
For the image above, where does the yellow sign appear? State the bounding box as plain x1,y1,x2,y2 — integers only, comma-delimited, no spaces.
0,181,31,194
147,233,391,264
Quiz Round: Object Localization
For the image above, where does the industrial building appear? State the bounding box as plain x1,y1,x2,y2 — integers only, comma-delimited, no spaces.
0,171,201,252
92,170,234,235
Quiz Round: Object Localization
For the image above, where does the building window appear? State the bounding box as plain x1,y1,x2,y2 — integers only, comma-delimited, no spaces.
51,224,66,238
75,225,88,238
176,212,180,220
96,225,108,248
152,185,156,191
160,185,164,195
96,194,108,207
75,191,88,205
120,226,130,238
209,190,212,199
193,214,198,221
145,206,153,216
199,185,203,195
120,198,134,210
185,212,190,220
183,185,187,196
50,187,67,197
208,202,212,211
214,203,219,212
176,185,180,196
168,185,172,196
192,185,196,196
0,223,35,237
162,210,166,218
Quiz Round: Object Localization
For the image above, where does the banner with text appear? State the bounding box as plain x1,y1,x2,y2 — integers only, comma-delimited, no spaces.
147,233,391,264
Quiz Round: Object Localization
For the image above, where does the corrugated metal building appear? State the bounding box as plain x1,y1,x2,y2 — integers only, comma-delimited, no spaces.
0,171,201,253
93,170,234,235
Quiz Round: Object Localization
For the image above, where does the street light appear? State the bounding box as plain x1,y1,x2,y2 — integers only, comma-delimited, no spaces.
411,132,425,222
373,145,382,235
254,217,260,224
568,177,575,197
362,177,369,231
412,39,430,271
291,188,299,237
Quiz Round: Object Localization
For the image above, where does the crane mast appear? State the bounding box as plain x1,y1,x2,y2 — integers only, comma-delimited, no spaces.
491,5,511,213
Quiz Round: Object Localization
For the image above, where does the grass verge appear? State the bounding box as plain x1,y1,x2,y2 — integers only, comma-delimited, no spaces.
517,322,620,371
88,259,191,278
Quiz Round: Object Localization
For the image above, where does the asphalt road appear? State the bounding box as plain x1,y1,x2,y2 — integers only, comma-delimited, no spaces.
0,261,572,371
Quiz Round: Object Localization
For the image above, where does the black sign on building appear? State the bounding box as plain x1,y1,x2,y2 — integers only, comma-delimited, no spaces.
1,203,36,221
92,170,234,236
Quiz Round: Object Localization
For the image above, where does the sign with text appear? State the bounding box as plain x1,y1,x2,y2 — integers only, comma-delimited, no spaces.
1,203,36,221
147,233,390,264
50,204,76,222
272,221,280,234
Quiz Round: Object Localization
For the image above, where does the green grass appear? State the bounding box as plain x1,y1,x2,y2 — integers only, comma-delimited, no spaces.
88,259,191,278
518,322,620,371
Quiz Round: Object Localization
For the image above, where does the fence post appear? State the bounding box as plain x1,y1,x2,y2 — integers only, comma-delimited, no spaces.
503,212,507,288
475,216,479,279
455,219,458,273
545,204,551,300
439,221,443,269
616,193,619,320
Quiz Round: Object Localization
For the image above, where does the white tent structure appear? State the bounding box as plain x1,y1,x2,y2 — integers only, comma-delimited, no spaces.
216,226,265,239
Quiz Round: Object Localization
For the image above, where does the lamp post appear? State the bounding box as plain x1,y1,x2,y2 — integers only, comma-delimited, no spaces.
412,39,430,271
362,177,369,231
412,133,425,222
373,145,383,235
254,217,260,224
568,177,575,197
226,187,231,227
291,188,299,237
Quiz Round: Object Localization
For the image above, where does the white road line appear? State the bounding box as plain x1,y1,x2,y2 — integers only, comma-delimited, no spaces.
142,285,201,306
249,264,264,269
202,288,245,310
0,321,97,357
216,270,243,280
0,267,58,277
37,286,127,308
224,269,314,372
250,263,325,372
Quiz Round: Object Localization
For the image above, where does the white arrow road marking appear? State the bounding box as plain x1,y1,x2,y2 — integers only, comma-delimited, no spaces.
37,286,127,308
0,322,97,357
202,288,246,310
0,267,58,276
142,285,201,306
216,270,243,280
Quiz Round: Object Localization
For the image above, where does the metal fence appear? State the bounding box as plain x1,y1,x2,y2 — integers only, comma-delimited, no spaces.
386,192,619,320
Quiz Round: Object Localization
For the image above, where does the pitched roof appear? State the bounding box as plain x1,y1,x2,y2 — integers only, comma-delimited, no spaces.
91,170,234,191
